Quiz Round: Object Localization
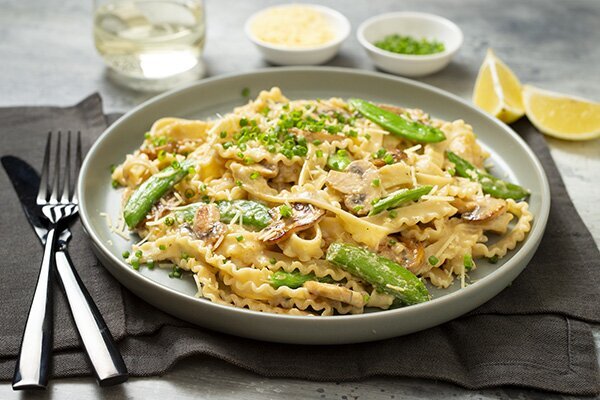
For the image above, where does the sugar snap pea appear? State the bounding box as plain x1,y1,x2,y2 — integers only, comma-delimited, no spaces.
174,199,272,229
369,185,433,216
348,98,446,143
446,151,530,200
269,270,334,289
123,159,194,228
216,200,272,229
326,243,429,306
327,149,352,171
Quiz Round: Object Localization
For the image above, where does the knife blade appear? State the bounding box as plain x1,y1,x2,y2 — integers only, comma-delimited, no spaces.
1,156,49,242
2,155,129,386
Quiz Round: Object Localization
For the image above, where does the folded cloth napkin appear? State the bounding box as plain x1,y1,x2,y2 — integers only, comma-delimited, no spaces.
0,95,598,395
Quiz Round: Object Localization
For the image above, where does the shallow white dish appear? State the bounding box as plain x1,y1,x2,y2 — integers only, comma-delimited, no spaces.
78,67,549,344
244,4,350,65
357,12,463,77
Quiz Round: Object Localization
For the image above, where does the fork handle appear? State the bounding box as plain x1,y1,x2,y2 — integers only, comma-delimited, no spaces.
12,228,57,390
54,248,129,386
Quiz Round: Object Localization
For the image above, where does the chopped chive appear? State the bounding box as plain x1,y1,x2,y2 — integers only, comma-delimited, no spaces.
388,238,398,246
428,255,439,266
315,149,323,158
236,235,244,242
184,188,196,199
235,180,243,187
447,167,456,176
159,244,167,251
241,87,250,97
111,180,119,188
371,179,380,187
250,171,260,180
239,118,249,127
169,265,183,279
220,131,227,138
352,205,363,213
388,210,398,218
110,164,116,173
463,254,474,271
279,204,293,218
181,252,190,260
269,258,277,265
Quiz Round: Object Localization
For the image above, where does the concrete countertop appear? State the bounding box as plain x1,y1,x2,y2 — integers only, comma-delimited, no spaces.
0,0,598,399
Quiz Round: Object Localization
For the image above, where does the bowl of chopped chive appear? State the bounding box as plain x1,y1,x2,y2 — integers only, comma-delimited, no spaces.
357,12,463,77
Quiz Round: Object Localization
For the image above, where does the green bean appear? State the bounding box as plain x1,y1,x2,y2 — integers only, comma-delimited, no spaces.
326,243,429,306
327,149,352,171
269,270,334,289
348,98,446,143
369,185,433,216
174,200,272,229
123,159,194,228
446,151,530,200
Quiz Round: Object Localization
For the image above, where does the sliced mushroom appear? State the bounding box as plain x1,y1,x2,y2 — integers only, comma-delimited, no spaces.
193,203,226,248
259,203,325,244
371,148,407,167
289,127,342,143
458,196,507,222
304,281,365,308
378,237,425,274
325,160,383,215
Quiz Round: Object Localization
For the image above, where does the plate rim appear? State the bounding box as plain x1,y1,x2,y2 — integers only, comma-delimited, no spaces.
77,66,550,339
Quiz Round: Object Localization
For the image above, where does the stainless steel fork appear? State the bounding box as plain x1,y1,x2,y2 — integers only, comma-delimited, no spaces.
12,132,128,390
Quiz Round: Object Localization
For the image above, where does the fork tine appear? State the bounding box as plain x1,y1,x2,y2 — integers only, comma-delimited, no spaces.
49,131,61,204
61,131,71,203
72,131,82,204
37,132,52,205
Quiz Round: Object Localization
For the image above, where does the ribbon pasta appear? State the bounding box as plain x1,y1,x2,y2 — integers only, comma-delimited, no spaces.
113,87,533,315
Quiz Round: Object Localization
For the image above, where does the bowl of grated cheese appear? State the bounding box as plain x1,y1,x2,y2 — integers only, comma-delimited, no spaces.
245,4,350,65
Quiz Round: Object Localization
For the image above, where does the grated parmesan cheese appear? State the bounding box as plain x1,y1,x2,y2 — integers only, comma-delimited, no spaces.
251,5,335,47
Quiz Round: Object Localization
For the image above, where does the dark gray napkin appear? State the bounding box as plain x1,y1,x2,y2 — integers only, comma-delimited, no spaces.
0,95,598,395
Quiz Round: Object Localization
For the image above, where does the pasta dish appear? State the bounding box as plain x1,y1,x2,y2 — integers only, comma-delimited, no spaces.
111,88,532,316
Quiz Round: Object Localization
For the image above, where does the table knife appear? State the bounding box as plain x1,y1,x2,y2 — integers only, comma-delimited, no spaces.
2,156,128,387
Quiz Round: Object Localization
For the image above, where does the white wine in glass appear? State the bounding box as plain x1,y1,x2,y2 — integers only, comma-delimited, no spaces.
94,0,206,91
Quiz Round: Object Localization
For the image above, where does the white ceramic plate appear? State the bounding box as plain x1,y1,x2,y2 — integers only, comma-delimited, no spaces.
78,67,550,344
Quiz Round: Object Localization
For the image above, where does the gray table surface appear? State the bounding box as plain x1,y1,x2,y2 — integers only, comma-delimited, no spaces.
1,0,599,399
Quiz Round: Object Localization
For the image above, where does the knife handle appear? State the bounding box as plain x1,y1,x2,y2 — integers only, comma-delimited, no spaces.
54,248,129,386
12,228,57,390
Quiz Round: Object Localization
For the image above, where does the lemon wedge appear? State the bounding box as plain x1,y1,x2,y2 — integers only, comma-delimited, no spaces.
523,85,600,141
473,49,525,123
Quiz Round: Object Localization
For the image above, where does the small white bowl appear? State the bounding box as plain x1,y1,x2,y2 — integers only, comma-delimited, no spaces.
357,12,463,77
245,4,350,66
